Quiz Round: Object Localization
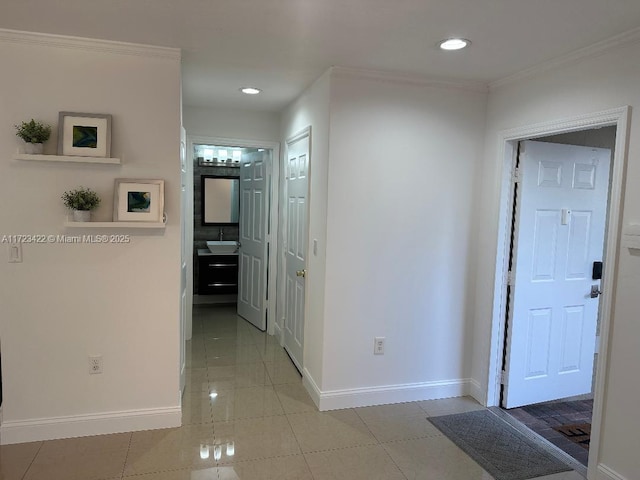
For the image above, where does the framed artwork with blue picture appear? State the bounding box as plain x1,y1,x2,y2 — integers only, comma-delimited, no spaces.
113,179,165,223
57,112,112,158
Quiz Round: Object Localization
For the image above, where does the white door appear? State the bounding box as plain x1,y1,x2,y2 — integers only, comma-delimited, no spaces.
238,150,269,330
283,131,309,371
503,140,611,408
179,126,187,395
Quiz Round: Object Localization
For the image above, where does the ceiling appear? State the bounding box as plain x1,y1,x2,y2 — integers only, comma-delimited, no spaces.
2,0,640,112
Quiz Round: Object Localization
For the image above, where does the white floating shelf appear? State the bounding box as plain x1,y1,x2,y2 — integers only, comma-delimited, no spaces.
14,154,121,165
64,221,165,229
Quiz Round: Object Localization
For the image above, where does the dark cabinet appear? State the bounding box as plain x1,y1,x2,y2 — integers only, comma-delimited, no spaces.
198,254,238,295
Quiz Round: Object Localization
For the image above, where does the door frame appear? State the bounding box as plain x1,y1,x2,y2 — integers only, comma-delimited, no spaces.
186,135,281,335
486,106,630,476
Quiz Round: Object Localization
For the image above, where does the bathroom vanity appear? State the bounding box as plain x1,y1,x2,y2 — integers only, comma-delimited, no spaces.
197,249,238,295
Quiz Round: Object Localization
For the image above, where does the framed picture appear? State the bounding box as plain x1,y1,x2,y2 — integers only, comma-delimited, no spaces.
58,112,112,158
113,179,165,223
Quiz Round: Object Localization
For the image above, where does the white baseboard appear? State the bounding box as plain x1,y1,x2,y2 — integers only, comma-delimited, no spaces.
273,322,283,342
302,368,322,408
469,378,486,406
193,294,237,305
596,464,628,480
303,374,471,411
0,406,181,445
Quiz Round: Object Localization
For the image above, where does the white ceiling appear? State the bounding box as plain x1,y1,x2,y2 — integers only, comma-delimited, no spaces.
2,0,640,112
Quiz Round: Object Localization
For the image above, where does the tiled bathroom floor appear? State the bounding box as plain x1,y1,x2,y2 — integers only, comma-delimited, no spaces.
0,304,582,480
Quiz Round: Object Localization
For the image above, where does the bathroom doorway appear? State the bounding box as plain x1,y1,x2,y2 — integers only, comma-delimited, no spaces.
186,136,280,336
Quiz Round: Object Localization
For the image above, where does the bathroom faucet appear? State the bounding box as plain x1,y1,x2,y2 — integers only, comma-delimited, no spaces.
219,228,224,241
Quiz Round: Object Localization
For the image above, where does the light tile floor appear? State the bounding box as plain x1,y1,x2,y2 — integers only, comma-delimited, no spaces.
0,304,584,480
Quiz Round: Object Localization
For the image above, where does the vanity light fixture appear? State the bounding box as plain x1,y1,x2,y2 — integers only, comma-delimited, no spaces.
240,87,261,95
438,38,471,51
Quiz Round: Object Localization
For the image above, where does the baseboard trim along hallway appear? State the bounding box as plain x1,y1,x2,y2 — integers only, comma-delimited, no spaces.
304,372,472,411
0,406,181,445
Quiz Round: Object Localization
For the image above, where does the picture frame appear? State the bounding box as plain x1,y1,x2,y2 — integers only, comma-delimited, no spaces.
58,112,112,158
113,179,165,223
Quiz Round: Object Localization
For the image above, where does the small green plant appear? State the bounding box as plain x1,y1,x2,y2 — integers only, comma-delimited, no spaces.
61,187,101,211
15,119,52,144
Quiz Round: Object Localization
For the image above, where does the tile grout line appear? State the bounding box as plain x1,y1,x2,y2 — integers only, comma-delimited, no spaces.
195,307,323,478
119,432,134,479
19,441,45,480
353,408,410,480
207,309,298,473
282,411,317,479
275,370,323,478
201,324,215,426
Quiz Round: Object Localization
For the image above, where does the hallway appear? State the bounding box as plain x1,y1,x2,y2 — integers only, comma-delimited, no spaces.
0,305,584,479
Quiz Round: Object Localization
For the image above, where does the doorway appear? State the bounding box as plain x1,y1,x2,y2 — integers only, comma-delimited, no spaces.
500,128,615,466
486,107,630,477
186,136,280,336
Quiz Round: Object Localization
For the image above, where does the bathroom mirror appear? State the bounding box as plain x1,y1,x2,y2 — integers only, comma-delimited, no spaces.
201,175,240,225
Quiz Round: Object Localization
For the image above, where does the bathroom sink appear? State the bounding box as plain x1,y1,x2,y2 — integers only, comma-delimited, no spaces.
206,240,239,254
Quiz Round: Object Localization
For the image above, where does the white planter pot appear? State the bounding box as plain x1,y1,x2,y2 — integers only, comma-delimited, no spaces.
24,142,44,154
73,210,91,222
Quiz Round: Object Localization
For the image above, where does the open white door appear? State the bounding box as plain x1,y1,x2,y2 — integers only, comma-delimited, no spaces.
503,140,611,408
238,150,269,330
283,130,309,371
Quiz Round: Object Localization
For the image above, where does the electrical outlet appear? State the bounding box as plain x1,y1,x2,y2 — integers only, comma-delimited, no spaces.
374,337,385,355
89,355,103,374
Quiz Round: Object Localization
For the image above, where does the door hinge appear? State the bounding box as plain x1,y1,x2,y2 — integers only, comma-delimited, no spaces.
507,270,513,286
500,370,508,385
513,167,521,183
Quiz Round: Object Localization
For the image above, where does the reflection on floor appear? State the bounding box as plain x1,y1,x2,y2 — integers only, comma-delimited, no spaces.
0,304,583,480
505,399,593,466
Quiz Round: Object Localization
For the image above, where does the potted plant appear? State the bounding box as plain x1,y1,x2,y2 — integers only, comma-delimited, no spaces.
15,119,52,154
62,187,101,222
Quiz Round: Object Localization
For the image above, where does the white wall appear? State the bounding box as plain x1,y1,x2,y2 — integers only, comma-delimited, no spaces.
183,106,280,143
280,70,332,396
317,70,487,407
475,42,640,478
0,31,182,443
281,68,487,409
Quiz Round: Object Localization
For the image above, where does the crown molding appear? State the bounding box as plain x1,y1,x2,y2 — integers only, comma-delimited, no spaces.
0,28,181,60
490,26,640,90
331,66,488,93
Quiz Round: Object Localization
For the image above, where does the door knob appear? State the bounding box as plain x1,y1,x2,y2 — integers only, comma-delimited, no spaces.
590,285,602,298
296,269,307,278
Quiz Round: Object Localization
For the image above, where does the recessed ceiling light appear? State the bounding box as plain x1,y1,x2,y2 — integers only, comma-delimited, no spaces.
438,38,471,51
240,87,261,95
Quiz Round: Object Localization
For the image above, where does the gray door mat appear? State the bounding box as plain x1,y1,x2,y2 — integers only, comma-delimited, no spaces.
428,409,573,480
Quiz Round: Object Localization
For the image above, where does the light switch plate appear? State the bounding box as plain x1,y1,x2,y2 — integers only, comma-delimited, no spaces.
8,243,22,263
